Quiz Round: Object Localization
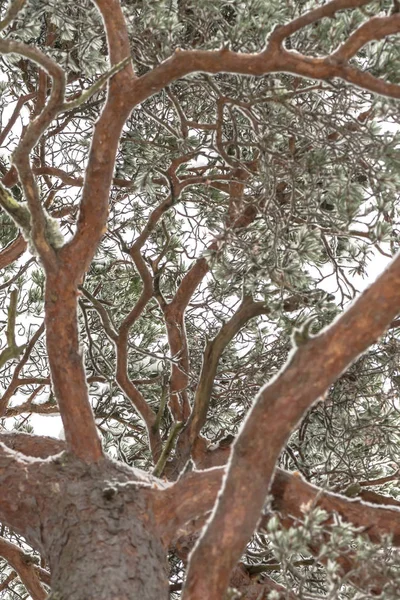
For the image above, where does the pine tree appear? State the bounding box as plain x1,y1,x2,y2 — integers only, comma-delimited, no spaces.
0,1,400,598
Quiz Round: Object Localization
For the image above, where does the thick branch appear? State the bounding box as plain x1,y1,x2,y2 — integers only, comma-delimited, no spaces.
154,467,400,549
65,0,133,274
27,0,134,463
0,431,64,458
0,537,47,600
183,249,400,599
128,8,400,106
0,444,42,544
44,271,103,462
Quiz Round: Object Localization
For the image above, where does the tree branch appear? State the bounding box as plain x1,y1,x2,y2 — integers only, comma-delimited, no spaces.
0,322,44,416
0,92,36,146
0,39,66,267
115,247,161,462
0,537,47,600
331,14,400,61
0,0,27,32
65,0,134,274
0,235,27,271
183,248,400,599
152,421,184,478
0,289,26,368
0,444,42,545
154,466,400,549
128,6,400,108
175,296,268,469
268,0,373,45
0,431,64,458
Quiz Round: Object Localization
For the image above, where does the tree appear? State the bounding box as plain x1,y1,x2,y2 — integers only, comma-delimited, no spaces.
0,0,399,598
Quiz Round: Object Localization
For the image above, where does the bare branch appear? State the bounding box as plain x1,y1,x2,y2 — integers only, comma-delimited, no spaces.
44,272,103,462
62,56,132,111
0,444,42,543
114,247,161,461
153,421,184,478
0,235,27,270
65,0,134,273
0,571,17,592
154,466,400,549
0,322,44,416
0,39,66,266
0,289,26,367
0,93,35,146
79,287,118,342
129,8,400,107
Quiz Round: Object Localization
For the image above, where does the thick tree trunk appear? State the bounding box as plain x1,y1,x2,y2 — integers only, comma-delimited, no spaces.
37,455,169,600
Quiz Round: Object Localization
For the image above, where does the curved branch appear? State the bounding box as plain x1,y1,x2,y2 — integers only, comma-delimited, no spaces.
175,296,268,469
0,537,47,600
34,0,135,464
115,248,161,461
268,0,373,45
65,0,134,274
331,14,400,61
0,322,44,416
0,92,36,146
0,39,66,267
183,248,400,599
32,166,134,189
0,289,26,368
130,9,400,107
0,0,27,31
79,287,118,341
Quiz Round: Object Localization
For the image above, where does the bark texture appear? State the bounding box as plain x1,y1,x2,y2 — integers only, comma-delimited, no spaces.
5,452,169,600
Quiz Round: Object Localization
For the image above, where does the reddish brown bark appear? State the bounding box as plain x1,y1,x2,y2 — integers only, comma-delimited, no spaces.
44,270,103,462
0,235,27,270
153,465,400,549
126,8,400,106
183,250,400,599
0,537,47,600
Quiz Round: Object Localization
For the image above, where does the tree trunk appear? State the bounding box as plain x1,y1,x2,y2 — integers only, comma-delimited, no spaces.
38,455,169,600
